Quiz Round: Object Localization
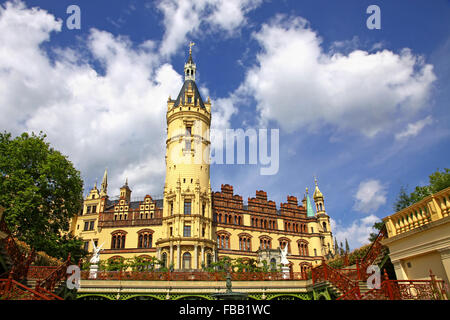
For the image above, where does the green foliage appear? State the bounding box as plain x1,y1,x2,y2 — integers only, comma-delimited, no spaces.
393,168,450,211
368,221,384,243
201,256,280,273
0,131,86,262
327,244,371,269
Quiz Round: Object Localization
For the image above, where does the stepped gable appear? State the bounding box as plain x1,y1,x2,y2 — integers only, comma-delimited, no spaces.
280,195,307,217
247,190,277,215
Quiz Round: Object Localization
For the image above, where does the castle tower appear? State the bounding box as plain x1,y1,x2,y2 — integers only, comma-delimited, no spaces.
119,178,131,203
313,178,334,256
100,168,108,198
156,43,215,270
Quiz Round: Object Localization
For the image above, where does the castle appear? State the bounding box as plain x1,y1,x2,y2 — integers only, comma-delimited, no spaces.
70,46,334,273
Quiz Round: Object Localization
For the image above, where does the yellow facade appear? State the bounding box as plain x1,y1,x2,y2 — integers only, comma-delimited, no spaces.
70,47,334,273
382,186,450,283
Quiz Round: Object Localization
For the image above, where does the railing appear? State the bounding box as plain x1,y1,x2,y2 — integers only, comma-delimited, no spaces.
80,270,309,281
312,262,360,297
358,227,387,281
98,211,162,228
35,254,71,294
359,269,448,300
383,186,450,237
0,219,35,280
0,275,52,300
27,266,59,280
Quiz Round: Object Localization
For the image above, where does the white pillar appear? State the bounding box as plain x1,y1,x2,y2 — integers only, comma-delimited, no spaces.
201,245,205,267
194,245,198,270
177,244,181,270
438,247,450,284
392,260,408,280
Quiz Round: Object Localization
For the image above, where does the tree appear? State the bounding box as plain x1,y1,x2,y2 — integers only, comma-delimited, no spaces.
428,168,450,194
0,132,85,262
393,186,414,212
393,169,449,212
345,239,350,254
368,221,384,242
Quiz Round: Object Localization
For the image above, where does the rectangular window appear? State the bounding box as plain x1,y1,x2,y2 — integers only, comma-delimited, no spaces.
83,221,89,231
89,220,95,230
184,200,191,215
202,203,205,216
183,225,191,237
86,206,91,214
169,201,173,215
83,241,89,251
92,205,97,214
169,226,173,237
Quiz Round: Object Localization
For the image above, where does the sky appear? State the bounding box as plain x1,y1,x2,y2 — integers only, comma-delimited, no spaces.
0,0,449,249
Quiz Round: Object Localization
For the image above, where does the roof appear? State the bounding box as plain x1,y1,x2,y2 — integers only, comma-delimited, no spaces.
173,80,205,109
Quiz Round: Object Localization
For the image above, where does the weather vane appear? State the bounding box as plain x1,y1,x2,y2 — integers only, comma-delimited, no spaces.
189,41,195,54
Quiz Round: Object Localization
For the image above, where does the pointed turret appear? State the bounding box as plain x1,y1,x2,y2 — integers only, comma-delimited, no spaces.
313,177,325,213
120,177,131,203
100,168,108,197
305,187,315,218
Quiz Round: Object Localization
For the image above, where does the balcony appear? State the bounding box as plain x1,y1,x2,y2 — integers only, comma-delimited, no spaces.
383,187,450,237
98,211,163,228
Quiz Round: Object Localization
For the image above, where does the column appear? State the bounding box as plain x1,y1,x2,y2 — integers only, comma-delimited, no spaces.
194,245,198,270
392,260,408,280
169,244,173,267
201,245,205,267
177,244,181,270
439,247,450,284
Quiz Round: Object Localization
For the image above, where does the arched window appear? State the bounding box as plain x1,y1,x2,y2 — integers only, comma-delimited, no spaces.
239,234,252,251
111,231,127,249
182,252,191,270
206,253,212,267
161,252,167,268
322,222,327,232
138,230,153,248
297,240,309,256
270,258,277,271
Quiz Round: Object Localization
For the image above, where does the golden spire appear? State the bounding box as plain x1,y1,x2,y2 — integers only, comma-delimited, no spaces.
313,177,323,200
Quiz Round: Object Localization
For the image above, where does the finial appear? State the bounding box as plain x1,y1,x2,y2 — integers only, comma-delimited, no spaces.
189,41,195,55
314,176,318,186
305,187,309,194
125,177,128,187
94,179,97,189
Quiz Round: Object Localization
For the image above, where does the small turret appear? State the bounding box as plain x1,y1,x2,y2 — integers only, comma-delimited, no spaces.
120,178,132,203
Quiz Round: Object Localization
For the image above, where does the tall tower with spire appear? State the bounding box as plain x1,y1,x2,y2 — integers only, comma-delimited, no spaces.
156,43,215,270
100,168,108,198
313,178,334,256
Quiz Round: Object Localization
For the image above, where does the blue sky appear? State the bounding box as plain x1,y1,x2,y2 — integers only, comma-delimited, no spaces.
1,0,449,249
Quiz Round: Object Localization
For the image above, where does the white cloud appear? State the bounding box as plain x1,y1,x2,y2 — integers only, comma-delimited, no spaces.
238,15,436,137
353,179,387,214
395,115,433,140
157,0,262,57
0,1,235,198
331,215,380,250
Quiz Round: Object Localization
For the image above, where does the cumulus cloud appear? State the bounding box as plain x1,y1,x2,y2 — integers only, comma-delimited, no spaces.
238,15,436,137
395,115,433,140
157,0,262,57
353,179,387,214
0,1,234,198
331,215,380,249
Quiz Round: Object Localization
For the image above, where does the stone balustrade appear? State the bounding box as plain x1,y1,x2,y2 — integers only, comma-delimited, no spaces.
384,187,450,237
